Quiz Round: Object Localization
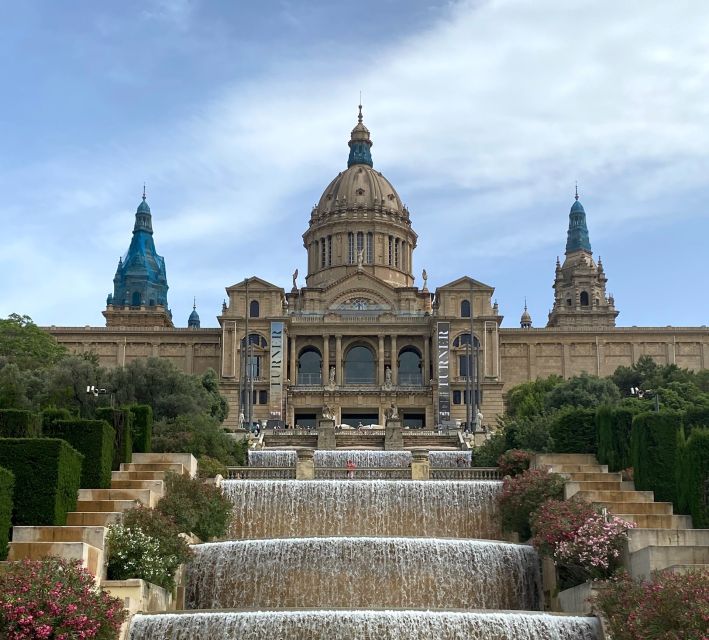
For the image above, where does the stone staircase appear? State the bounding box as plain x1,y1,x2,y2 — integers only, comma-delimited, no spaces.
532,453,708,579
7,453,196,579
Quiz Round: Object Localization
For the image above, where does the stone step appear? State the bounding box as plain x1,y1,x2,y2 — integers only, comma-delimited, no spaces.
112,470,167,481
627,527,709,552
628,545,709,580
615,513,692,529
7,541,104,578
120,462,186,475
78,488,158,508
595,501,673,515
131,453,198,477
551,464,608,473
535,453,599,466
564,481,624,496
11,526,106,549
66,511,123,527
666,564,709,574
564,472,623,482
110,479,165,495
75,499,140,513
571,489,655,503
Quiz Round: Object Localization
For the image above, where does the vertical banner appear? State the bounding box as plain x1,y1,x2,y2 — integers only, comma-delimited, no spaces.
270,321,284,420
437,322,451,425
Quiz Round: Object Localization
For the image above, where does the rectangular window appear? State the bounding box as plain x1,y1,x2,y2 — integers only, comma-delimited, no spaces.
259,390,268,405
459,355,470,378
348,233,355,264
453,390,462,404
357,231,364,257
248,355,261,378
394,238,400,267
367,232,373,264
388,236,393,265
320,239,326,267
327,235,332,266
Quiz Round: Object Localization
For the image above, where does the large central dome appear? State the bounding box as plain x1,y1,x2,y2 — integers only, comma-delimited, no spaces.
303,107,418,289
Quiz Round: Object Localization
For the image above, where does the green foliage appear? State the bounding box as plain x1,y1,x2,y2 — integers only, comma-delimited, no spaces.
683,428,709,528
497,449,532,477
471,430,508,467
44,419,115,488
0,466,14,560
201,368,229,422
43,355,108,418
0,363,31,409
498,469,566,540
0,314,66,370
0,409,41,437
152,413,244,466
631,410,683,505
96,407,133,469
683,406,709,435
106,506,192,591
198,455,228,479
42,406,73,428
0,438,83,525
128,404,153,453
157,471,233,541
596,405,636,472
549,407,597,454
500,413,554,452
505,375,562,420
545,372,620,412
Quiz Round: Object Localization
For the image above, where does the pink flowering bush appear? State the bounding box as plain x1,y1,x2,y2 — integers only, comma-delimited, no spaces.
497,449,532,477
531,498,634,589
594,569,709,640
0,557,126,639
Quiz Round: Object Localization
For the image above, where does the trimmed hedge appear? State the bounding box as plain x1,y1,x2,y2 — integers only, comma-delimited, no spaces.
631,410,683,505
42,407,73,430
550,408,597,454
0,438,83,526
96,408,132,469
44,419,115,489
683,406,709,435
0,409,41,438
684,428,709,528
0,466,14,560
128,404,153,453
596,406,636,472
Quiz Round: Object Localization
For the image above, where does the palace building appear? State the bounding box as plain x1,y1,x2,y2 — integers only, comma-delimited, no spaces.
48,108,709,429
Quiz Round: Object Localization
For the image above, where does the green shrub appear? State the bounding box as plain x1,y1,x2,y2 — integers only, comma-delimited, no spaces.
684,428,709,528
96,407,132,469
497,449,532,477
631,410,682,505
0,466,14,560
498,469,565,540
44,419,115,488
41,407,73,429
471,430,508,467
106,506,192,590
596,406,636,472
0,409,41,437
128,404,153,453
157,471,232,541
198,455,228,479
549,408,597,454
683,406,709,435
0,438,83,525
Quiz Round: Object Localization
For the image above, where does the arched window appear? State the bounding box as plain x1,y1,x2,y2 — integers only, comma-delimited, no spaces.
242,333,267,348
344,345,375,384
131,291,141,306
298,347,322,385
249,300,260,318
580,291,590,306
398,347,422,385
452,333,480,348
461,299,471,318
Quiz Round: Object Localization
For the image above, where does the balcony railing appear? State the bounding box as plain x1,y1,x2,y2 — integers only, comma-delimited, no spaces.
397,373,423,385
430,467,502,480
225,467,296,479
297,372,322,385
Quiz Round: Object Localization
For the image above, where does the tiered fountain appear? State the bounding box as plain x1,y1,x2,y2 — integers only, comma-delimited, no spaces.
129,451,602,640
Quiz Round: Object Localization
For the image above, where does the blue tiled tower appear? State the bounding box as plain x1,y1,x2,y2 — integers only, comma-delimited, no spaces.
104,191,174,327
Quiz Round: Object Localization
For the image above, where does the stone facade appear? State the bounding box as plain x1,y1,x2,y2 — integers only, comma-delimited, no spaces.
47,107,709,428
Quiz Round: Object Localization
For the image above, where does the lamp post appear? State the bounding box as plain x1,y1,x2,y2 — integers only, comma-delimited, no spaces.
630,387,660,412
243,278,252,430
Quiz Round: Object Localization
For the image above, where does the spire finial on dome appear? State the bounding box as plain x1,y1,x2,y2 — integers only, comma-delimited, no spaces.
193,296,196,310
143,182,147,201
575,181,579,201
348,103,373,168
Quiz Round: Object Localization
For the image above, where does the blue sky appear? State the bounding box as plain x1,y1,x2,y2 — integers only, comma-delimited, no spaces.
1,0,708,329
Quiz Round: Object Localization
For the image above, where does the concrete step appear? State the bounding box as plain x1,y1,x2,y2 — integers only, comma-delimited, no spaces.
535,453,599,466
131,453,197,477
564,481,624,495
571,489,655,503
615,513,692,529
596,501,673,515
7,541,104,578
628,545,709,580
120,462,186,475
627,528,709,552
112,470,167,481
564,472,623,482
78,488,158,507
75,499,140,513
551,464,608,473
66,511,123,527
11,526,106,549
110,479,165,495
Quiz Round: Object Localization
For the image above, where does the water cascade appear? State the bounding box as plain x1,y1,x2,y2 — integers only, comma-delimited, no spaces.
248,450,297,467
186,537,541,610
223,480,503,539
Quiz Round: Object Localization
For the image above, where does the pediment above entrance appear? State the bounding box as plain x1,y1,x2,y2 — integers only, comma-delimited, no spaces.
322,270,399,312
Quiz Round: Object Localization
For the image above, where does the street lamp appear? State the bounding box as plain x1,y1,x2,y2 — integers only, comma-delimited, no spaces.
630,387,660,412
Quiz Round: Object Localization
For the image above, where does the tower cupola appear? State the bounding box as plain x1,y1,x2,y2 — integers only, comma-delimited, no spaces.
188,299,201,329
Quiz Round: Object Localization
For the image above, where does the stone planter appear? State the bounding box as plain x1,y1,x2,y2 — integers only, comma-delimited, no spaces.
557,580,603,615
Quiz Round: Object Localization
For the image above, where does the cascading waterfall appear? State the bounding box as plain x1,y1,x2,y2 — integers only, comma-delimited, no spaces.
223,480,503,540
248,450,297,467
129,611,601,640
186,537,541,610
429,450,471,467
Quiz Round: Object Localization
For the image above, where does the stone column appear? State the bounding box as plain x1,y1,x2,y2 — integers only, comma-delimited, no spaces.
317,419,336,450
385,418,403,450
410,447,430,480
335,335,343,385
391,334,398,385
378,334,385,385
290,334,297,384
323,334,330,381
296,448,315,480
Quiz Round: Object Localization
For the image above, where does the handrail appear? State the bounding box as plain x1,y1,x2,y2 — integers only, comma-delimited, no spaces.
225,467,296,479
430,468,502,480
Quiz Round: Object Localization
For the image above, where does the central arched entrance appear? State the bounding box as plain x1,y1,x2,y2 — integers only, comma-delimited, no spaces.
344,345,376,384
